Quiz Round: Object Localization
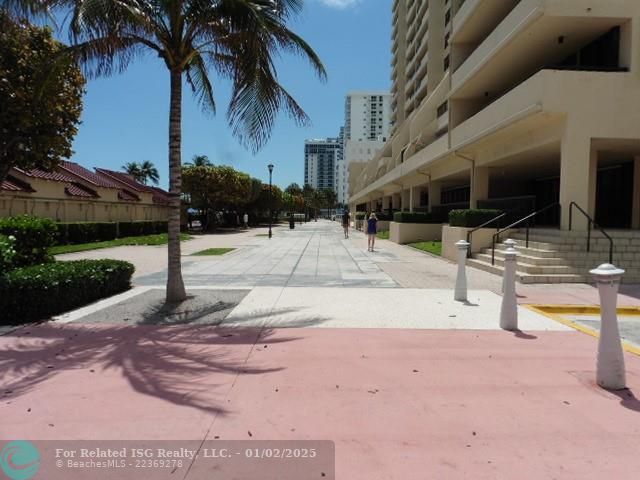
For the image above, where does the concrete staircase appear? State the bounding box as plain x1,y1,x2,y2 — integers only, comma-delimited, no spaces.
466,228,640,284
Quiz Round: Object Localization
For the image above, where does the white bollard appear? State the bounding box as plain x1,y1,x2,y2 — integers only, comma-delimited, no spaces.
590,263,626,390
501,239,517,293
454,240,470,302
500,247,518,331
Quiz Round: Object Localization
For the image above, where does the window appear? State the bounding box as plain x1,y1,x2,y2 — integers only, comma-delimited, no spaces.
437,101,448,116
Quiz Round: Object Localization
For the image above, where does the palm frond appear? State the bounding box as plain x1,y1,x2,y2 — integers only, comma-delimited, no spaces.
185,53,216,114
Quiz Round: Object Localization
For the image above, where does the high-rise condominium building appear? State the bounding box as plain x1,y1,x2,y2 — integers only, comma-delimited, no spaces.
350,0,640,236
338,92,392,205
304,138,341,191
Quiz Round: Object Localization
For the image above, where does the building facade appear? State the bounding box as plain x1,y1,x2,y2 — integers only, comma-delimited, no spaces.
350,0,640,232
340,91,393,205
304,138,341,190
0,161,170,222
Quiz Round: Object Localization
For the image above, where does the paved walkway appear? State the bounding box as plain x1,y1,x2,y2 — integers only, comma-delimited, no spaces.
3,220,640,479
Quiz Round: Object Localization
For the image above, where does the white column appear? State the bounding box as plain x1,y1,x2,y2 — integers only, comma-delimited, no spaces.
632,156,640,229
470,166,489,209
500,247,518,331
428,181,442,213
409,187,414,213
590,263,626,390
559,132,597,230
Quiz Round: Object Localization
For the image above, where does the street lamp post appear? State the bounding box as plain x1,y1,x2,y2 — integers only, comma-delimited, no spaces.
268,164,274,239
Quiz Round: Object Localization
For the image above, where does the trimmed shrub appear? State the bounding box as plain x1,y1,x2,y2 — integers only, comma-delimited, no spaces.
55,221,168,245
355,212,367,220
373,212,393,221
0,234,17,274
393,212,446,224
0,215,57,267
0,259,135,325
57,222,118,245
449,209,504,228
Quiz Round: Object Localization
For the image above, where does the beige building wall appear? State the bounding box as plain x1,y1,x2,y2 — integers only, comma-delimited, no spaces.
1,176,169,223
352,0,640,232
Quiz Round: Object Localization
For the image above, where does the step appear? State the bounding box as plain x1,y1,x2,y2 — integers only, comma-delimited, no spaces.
472,253,580,275
490,246,628,263
515,228,640,240
465,258,588,284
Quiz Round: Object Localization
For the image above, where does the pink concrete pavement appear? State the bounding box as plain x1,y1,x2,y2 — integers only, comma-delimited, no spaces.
2,323,640,479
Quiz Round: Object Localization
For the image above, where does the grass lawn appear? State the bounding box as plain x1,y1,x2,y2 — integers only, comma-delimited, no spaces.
377,230,390,240
409,241,442,256
50,233,192,255
191,248,235,256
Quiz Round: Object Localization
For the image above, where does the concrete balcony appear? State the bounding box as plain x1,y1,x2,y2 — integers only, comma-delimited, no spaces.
451,0,519,45
451,0,629,98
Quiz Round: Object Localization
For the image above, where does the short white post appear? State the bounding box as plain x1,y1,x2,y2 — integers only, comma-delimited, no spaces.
590,263,626,390
454,240,470,302
500,247,518,331
501,239,517,293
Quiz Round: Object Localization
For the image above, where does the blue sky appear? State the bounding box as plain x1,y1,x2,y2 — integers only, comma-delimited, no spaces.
66,0,392,190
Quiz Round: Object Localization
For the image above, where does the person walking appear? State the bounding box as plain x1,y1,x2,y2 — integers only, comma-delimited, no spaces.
367,213,378,252
243,212,249,229
342,210,351,239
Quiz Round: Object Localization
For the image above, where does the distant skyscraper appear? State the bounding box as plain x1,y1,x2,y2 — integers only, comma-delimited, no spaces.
339,92,392,204
304,138,341,190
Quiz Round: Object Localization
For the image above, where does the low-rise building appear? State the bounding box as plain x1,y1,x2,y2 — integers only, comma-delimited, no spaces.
0,161,170,222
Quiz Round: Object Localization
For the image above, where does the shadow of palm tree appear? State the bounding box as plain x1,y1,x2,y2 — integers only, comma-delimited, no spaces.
0,307,329,414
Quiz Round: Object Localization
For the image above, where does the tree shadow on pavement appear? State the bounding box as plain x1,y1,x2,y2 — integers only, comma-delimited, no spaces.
0,308,328,415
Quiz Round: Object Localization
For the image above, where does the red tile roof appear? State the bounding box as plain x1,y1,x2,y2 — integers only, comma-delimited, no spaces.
65,183,99,198
149,186,171,205
59,161,120,188
1,175,35,193
95,168,147,192
14,167,76,183
118,189,140,202
95,168,170,205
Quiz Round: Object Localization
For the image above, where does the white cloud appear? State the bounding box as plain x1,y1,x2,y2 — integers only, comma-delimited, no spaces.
318,0,361,9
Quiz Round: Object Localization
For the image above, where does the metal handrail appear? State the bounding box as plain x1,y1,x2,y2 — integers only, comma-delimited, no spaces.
568,202,614,264
491,203,560,265
466,212,507,258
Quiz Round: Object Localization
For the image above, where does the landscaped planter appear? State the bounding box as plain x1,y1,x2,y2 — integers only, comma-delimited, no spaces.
375,220,390,232
441,225,512,262
389,222,443,244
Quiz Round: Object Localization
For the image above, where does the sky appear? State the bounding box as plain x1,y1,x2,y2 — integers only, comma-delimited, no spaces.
63,0,392,190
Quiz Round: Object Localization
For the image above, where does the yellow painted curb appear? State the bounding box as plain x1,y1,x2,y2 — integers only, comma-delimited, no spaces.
525,304,640,356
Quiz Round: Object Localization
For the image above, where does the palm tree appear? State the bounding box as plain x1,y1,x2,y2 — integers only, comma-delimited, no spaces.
139,160,160,185
122,161,143,182
322,188,337,217
186,154,213,167
64,0,326,302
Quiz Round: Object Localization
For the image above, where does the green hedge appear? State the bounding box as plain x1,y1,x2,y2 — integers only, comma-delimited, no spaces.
56,221,168,245
373,212,393,221
393,212,446,224
448,209,504,228
0,215,57,267
0,259,135,325
355,212,367,220
57,222,118,245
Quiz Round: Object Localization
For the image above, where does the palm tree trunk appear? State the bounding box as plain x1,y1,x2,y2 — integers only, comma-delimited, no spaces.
166,69,187,302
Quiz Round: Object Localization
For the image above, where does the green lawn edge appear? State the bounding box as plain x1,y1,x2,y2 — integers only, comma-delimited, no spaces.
50,233,192,255
408,241,442,256
191,248,235,256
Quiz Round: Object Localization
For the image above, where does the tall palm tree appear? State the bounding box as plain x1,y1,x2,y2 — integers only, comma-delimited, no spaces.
64,0,326,302
139,160,160,185
122,161,144,182
185,154,212,167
